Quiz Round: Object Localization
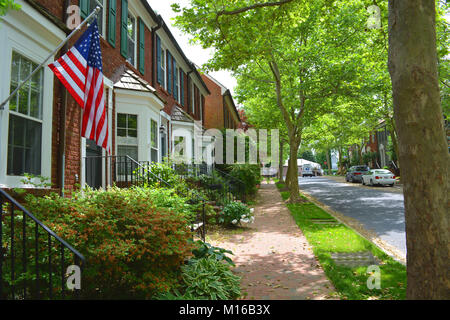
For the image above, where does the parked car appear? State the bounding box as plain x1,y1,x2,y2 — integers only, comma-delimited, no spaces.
362,169,396,187
345,165,370,183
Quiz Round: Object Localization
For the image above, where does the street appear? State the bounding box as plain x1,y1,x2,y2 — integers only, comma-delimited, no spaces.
298,176,406,257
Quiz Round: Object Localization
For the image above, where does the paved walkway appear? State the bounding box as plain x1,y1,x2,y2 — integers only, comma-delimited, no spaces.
209,182,337,300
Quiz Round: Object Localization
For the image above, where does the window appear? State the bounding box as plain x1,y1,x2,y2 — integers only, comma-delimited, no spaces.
174,136,185,156
167,51,173,94
7,52,43,176
150,119,158,163
91,0,105,36
117,113,138,174
117,113,137,138
180,70,185,106
174,65,179,102
127,13,136,66
160,45,166,89
81,0,105,36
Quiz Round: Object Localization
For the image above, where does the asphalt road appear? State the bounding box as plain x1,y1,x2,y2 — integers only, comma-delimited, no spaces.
297,176,406,256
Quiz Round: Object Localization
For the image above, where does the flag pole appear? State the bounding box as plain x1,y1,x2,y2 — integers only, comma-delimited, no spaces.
0,6,101,110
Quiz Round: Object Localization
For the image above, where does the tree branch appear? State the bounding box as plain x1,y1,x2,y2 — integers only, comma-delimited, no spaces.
216,0,294,17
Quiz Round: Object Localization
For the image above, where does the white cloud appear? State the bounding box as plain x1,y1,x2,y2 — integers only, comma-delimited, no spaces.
147,0,237,95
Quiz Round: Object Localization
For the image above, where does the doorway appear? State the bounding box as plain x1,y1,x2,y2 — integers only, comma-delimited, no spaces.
85,139,103,189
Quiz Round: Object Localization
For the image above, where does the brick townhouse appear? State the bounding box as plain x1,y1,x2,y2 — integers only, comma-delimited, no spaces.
201,72,241,131
0,0,210,191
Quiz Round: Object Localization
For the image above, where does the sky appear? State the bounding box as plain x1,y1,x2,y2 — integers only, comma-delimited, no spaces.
147,0,238,96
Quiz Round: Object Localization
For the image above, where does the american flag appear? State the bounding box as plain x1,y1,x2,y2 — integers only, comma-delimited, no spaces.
49,21,109,153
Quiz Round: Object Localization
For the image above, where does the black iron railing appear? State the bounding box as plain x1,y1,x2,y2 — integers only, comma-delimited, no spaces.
173,164,247,205
213,167,247,203
0,189,85,300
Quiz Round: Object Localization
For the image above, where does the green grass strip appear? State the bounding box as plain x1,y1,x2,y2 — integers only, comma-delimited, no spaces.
275,181,406,300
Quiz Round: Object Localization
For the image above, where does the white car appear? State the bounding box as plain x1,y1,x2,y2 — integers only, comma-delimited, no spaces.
362,169,396,187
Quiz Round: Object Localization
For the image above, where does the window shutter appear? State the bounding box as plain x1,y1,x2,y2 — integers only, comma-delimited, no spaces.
156,36,162,84
173,60,178,101
138,18,145,74
167,52,172,94
108,0,116,47
80,0,89,19
120,0,128,58
180,71,185,106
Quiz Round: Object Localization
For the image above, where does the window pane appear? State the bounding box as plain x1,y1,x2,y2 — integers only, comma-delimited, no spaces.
10,52,43,119
117,128,127,137
127,114,137,129
117,113,127,128
90,0,104,36
151,120,157,148
7,114,42,176
151,148,158,163
128,129,137,138
118,145,138,160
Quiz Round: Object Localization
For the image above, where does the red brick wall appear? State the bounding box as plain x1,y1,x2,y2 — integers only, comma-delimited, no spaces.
201,74,224,130
40,0,156,191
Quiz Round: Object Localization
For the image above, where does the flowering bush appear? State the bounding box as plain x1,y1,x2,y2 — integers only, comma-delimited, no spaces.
219,202,254,227
22,187,194,299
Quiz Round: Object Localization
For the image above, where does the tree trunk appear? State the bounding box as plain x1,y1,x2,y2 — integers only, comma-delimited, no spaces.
326,149,332,175
278,139,285,183
287,138,302,203
388,0,449,299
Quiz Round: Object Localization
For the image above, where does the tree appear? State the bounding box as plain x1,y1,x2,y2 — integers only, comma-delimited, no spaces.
0,0,20,16
388,0,449,299
173,0,373,202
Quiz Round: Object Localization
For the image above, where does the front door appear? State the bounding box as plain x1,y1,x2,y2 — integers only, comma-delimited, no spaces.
85,139,102,189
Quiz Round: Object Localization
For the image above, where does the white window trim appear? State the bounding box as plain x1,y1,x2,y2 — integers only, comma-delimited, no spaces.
160,44,167,89
0,24,57,188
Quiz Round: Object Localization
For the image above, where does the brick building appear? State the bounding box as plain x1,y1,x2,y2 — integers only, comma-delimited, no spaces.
200,73,241,130
0,0,210,191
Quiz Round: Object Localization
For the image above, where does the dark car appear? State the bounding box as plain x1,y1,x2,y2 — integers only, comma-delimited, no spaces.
346,165,370,183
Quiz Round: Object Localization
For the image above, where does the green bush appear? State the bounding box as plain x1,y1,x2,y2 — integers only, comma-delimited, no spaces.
140,162,182,187
191,240,235,266
181,257,241,300
228,164,261,197
219,201,254,227
15,187,194,299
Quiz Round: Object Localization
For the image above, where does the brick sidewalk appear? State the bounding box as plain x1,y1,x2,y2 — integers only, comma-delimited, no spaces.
209,182,338,300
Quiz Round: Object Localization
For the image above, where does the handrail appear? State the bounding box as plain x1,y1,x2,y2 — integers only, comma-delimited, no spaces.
0,189,85,262
213,167,245,186
0,188,85,299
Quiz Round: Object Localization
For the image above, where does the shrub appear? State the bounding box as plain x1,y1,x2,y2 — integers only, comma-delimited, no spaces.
21,187,194,299
219,201,254,227
191,240,235,266
181,257,241,300
140,162,182,187
228,164,261,196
